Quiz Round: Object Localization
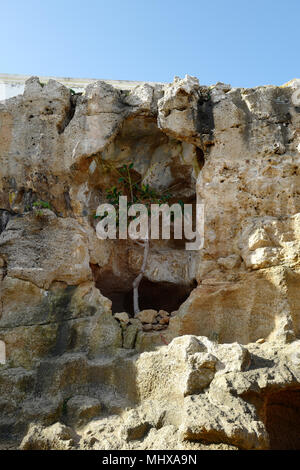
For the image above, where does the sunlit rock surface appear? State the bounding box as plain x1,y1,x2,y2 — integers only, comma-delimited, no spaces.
0,74,300,449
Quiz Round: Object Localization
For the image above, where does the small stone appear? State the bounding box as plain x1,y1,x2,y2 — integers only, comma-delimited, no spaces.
256,338,265,344
171,311,178,317
136,309,158,324
152,324,166,331
142,324,153,332
114,312,130,324
159,317,169,325
158,310,169,318
129,318,142,327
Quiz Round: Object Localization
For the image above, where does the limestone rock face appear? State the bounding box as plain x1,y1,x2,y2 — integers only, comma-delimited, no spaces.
0,279,121,368
0,210,92,288
64,395,102,427
20,422,79,450
16,336,300,450
158,75,206,146
0,74,300,450
180,393,267,450
185,81,300,344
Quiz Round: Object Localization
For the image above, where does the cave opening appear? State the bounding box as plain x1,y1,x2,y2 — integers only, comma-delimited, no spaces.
87,113,203,319
265,388,300,450
91,264,195,316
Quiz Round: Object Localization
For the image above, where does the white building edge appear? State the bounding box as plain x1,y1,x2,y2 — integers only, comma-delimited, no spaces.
0,73,164,101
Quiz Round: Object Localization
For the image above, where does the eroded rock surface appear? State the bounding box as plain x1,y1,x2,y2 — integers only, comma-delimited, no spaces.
16,337,300,450
0,74,300,449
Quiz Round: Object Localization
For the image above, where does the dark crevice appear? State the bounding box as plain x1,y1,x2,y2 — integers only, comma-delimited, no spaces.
196,91,214,142
134,278,195,313
195,147,205,170
0,210,12,234
265,388,300,449
91,264,195,315
57,93,80,134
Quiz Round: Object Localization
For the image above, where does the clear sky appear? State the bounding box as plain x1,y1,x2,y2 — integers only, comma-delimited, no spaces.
1,0,299,88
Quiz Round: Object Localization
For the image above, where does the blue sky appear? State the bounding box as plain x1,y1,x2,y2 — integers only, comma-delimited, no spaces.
1,0,299,88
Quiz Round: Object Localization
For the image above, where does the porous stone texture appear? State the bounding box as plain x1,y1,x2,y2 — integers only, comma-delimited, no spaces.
16,337,300,450
0,74,300,450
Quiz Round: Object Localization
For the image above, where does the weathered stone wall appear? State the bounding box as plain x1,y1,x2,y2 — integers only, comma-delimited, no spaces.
0,74,299,450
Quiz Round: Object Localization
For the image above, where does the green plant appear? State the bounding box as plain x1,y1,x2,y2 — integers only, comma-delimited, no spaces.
32,200,51,219
33,200,51,210
94,161,174,222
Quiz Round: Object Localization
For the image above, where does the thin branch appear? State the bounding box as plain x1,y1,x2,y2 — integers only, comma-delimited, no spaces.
133,239,149,316
127,165,134,202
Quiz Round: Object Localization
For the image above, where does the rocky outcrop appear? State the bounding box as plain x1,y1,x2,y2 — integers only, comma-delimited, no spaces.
0,74,300,449
16,337,300,450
